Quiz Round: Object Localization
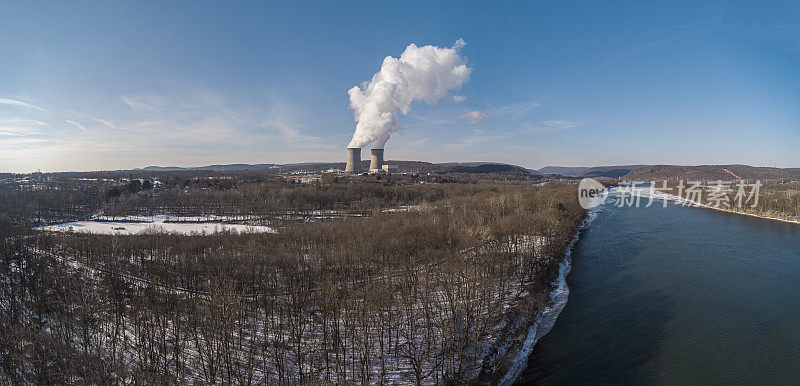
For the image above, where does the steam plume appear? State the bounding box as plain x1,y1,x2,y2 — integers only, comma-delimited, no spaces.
347,39,471,148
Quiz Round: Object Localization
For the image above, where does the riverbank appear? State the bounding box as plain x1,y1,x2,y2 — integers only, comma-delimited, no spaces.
692,204,800,224
495,206,601,385
618,186,800,225
516,193,800,384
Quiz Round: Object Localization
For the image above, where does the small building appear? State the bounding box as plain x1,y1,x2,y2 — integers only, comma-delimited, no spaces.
382,164,398,172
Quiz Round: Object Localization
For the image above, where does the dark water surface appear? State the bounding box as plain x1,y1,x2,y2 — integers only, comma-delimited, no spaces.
517,202,800,384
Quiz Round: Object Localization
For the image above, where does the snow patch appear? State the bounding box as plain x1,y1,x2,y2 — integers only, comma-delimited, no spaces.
36,217,275,235
499,205,602,385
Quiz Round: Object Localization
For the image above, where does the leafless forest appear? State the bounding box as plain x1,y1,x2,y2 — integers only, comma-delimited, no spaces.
0,171,585,384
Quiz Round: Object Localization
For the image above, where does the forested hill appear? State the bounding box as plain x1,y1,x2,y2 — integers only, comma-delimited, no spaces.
536,166,590,176
624,165,800,181
582,165,648,178
136,161,539,175
536,165,647,178
446,163,531,174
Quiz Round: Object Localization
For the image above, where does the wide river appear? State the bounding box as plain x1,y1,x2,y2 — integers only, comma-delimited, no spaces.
517,198,800,384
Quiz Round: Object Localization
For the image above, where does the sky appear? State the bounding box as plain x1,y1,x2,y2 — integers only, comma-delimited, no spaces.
1,0,799,173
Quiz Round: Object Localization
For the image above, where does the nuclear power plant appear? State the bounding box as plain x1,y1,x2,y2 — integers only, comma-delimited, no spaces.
346,147,390,173
344,40,469,175
369,149,384,172
345,148,361,173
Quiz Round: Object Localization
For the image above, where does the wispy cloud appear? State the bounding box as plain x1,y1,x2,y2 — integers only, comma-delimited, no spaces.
454,99,541,124
0,118,49,127
444,129,508,149
114,88,340,155
65,120,88,133
407,114,456,125
521,119,583,133
0,98,47,111
609,20,720,64
0,137,53,150
489,99,541,116
408,137,431,147
89,116,118,129
543,120,581,129
121,96,163,114
263,119,322,143
460,110,489,124
452,95,466,103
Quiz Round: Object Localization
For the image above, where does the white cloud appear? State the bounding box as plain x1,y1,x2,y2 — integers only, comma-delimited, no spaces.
453,95,467,103
65,120,88,133
543,120,581,129
0,87,347,172
121,96,163,114
491,99,540,116
408,137,431,147
90,116,118,129
0,118,49,127
0,126,42,136
460,110,489,124
0,98,47,111
521,119,583,133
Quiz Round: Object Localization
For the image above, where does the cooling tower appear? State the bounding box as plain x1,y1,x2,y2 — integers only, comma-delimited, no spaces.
369,148,384,171
345,147,362,173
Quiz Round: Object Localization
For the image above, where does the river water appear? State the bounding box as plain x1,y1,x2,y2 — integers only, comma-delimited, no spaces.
517,198,800,384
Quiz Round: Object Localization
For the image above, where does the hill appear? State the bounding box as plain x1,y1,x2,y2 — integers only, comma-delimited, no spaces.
624,165,800,181
446,163,531,174
537,166,590,176
134,161,539,175
140,163,277,171
537,165,647,178
582,165,648,178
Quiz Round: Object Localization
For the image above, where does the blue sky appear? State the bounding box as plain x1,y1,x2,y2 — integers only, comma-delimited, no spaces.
1,1,798,172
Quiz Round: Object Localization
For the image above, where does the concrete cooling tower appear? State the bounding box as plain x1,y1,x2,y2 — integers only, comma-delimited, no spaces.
369,149,384,171
345,148,361,173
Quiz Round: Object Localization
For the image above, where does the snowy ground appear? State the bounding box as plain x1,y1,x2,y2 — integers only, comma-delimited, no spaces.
36,216,275,235
35,205,430,235
92,214,267,222
31,230,549,384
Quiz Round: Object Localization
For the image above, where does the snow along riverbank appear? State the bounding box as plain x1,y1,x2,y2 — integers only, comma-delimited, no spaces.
499,204,603,385
626,186,800,225
497,184,798,384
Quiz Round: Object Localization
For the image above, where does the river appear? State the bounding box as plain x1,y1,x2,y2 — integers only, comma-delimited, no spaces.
517,197,800,384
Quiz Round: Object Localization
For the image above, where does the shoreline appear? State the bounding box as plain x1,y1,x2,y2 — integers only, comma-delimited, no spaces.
613,186,800,225
494,188,797,384
659,195,799,225
676,200,800,225
498,206,601,385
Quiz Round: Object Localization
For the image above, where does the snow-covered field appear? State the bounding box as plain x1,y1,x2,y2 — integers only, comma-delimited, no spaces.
36,216,275,235
92,214,267,222
35,206,429,236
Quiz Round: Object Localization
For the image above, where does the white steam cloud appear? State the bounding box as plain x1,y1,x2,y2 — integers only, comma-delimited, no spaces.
347,39,471,149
